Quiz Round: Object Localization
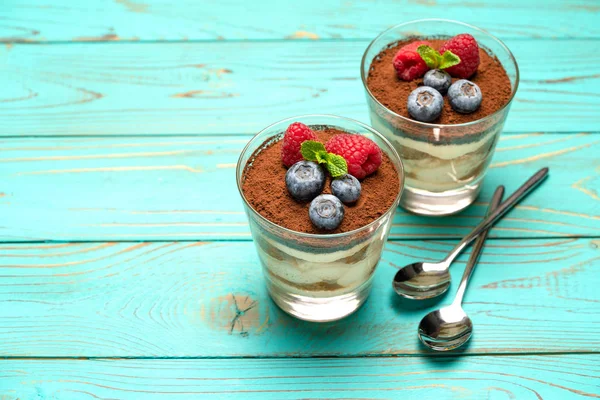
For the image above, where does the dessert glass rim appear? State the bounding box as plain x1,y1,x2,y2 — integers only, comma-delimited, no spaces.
236,114,405,239
360,18,520,129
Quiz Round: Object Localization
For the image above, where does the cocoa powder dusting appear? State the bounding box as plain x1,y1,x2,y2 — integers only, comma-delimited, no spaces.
366,39,512,125
242,129,401,234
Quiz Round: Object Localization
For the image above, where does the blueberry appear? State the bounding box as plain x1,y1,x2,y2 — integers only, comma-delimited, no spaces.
407,87,443,122
423,69,452,95
448,79,482,114
309,194,345,231
285,161,325,202
331,174,361,204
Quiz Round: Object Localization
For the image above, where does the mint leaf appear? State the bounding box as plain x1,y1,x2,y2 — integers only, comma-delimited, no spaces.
325,153,348,178
301,140,348,177
300,140,327,162
417,45,442,69
439,50,461,70
315,150,328,164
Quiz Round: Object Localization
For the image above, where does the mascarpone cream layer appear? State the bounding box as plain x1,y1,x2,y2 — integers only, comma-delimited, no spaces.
258,235,382,295
373,122,499,192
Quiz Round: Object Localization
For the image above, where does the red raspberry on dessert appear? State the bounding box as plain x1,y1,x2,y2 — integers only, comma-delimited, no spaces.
325,134,382,180
281,122,318,167
440,34,480,79
392,40,431,81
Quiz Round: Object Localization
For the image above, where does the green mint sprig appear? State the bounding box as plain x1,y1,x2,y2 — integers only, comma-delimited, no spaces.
300,140,348,178
417,45,461,70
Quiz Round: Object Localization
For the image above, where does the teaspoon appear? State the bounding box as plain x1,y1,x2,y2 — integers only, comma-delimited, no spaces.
417,185,503,351
393,167,549,299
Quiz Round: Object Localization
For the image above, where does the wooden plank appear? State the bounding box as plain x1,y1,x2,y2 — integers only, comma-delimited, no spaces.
1,355,599,399
0,239,598,357
1,40,599,136
0,133,598,242
1,0,599,41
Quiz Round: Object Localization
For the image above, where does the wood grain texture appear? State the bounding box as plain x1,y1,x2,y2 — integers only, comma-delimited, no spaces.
0,133,597,241
0,239,598,357
1,40,599,136
1,355,599,399
0,0,598,396
1,0,599,42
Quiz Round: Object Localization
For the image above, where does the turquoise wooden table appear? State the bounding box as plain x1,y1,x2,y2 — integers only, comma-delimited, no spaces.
1,1,599,398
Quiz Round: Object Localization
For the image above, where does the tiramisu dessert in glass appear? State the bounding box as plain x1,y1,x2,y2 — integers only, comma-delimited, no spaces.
237,115,404,322
362,19,519,215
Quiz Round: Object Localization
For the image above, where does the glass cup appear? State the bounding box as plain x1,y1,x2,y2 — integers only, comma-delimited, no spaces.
361,19,519,216
236,115,404,322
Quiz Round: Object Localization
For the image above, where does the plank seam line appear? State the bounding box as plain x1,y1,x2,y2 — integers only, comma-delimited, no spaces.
2,351,600,361
0,235,599,245
0,132,597,139
1,37,599,45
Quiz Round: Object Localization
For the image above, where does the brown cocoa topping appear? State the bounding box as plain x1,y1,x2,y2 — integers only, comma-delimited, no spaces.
242,129,401,234
366,39,512,126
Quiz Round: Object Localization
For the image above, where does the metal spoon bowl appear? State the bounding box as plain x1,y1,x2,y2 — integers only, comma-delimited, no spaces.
418,305,472,351
393,168,549,300
392,262,450,300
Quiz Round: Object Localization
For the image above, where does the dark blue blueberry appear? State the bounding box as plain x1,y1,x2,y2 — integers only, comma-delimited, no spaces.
285,161,325,202
423,69,452,95
448,79,482,114
331,174,361,204
309,194,345,231
407,87,443,122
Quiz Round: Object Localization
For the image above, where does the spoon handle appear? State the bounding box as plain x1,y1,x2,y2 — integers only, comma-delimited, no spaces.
453,186,504,305
444,167,549,264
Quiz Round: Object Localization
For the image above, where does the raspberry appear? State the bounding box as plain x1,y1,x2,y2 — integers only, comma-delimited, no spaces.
440,34,480,79
281,122,318,167
325,134,382,180
392,40,431,81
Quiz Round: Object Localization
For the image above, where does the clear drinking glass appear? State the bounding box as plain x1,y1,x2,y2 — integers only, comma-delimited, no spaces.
361,19,519,216
236,115,404,322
